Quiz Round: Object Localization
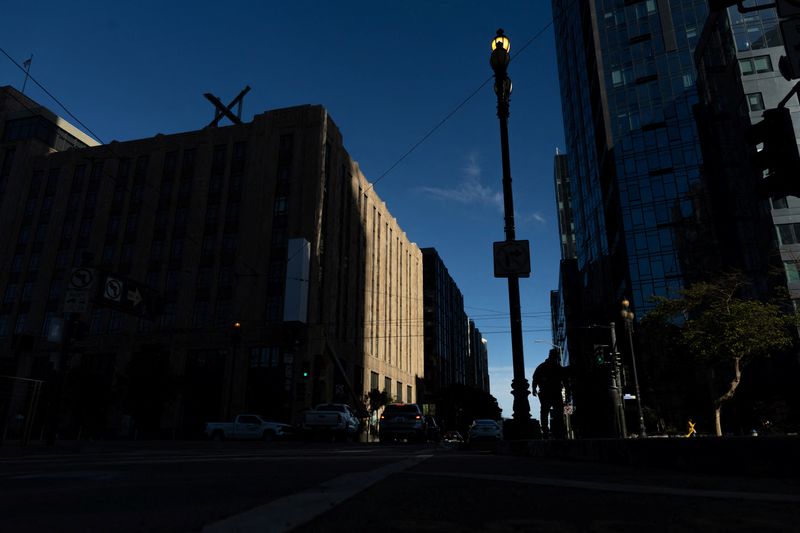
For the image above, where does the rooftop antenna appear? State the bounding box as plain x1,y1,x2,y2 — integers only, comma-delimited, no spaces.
203,85,251,127
21,54,33,94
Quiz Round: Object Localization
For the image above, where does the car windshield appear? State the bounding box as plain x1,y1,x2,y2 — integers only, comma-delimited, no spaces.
473,420,497,426
384,405,419,414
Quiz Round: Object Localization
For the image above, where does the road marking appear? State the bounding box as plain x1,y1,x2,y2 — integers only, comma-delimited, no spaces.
202,454,433,533
408,471,800,503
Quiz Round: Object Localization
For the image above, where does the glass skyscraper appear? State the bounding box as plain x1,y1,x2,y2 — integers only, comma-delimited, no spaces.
551,0,781,436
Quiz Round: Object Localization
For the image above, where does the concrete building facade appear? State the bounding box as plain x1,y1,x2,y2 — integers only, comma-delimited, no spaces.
0,86,423,437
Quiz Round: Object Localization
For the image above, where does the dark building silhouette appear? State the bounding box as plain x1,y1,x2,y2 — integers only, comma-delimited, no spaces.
421,248,483,408
467,320,489,393
0,85,424,438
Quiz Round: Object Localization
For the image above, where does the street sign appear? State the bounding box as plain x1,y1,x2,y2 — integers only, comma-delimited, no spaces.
493,240,531,278
64,268,97,313
94,272,162,319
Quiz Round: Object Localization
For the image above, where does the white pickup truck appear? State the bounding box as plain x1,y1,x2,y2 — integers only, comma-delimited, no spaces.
205,414,292,441
302,403,361,440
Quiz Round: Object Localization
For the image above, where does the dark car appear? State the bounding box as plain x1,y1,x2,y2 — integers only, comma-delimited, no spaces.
379,403,427,443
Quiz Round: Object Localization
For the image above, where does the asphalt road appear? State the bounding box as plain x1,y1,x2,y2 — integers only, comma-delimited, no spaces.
1,440,798,532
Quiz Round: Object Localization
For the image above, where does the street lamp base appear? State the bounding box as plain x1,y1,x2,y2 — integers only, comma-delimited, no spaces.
503,418,541,440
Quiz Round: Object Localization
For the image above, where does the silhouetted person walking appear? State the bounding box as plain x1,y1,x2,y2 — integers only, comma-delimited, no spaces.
532,349,569,439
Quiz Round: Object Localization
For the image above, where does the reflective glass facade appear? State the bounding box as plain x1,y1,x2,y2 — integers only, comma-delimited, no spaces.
553,0,710,315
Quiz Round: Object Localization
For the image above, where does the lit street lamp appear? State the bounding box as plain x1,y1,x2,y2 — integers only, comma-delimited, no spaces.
490,29,533,436
621,299,646,437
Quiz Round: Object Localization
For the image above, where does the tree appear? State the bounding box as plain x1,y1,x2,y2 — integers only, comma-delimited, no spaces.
435,384,502,434
643,273,795,436
365,388,391,438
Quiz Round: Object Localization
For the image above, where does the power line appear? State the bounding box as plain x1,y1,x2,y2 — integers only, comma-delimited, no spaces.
364,9,561,194
0,47,105,145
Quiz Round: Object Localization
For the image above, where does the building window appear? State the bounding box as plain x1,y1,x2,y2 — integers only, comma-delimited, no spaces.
197,268,212,289
3,284,18,305
407,385,412,403
171,239,184,260
396,381,402,401
120,244,134,265
786,261,800,283
89,309,106,335
384,377,392,396
108,311,122,333
192,301,208,328
777,223,800,245
28,253,40,272
15,314,27,334
159,303,176,330
370,371,379,391
150,240,164,260
166,270,180,292
21,282,34,302
11,254,24,273
48,280,64,301
772,197,789,210
41,312,57,338
739,55,772,76
746,92,765,112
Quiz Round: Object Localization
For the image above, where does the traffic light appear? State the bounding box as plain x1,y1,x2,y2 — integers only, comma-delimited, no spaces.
593,344,608,366
747,108,800,199
230,321,241,346
301,362,310,379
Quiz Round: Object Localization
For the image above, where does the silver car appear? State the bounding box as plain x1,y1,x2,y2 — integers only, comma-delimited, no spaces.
468,419,503,441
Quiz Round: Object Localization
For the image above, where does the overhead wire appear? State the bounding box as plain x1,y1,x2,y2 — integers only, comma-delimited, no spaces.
0,5,566,338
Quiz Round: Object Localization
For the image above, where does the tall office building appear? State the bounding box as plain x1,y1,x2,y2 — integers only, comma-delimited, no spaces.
0,85,424,438
421,248,470,405
551,1,779,435
722,4,800,302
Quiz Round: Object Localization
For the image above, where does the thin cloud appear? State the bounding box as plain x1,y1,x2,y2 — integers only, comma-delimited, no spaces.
418,154,503,210
525,211,546,225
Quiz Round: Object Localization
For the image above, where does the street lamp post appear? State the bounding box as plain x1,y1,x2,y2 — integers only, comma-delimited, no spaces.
621,299,646,437
490,29,532,435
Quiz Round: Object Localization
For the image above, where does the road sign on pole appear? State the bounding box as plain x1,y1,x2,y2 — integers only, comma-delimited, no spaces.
493,240,531,278
63,268,96,313
94,272,162,319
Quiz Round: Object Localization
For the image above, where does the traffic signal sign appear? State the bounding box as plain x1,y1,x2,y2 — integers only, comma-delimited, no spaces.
746,107,800,198
301,362,310,379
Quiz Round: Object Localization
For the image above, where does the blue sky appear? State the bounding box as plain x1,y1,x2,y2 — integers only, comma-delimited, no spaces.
1,1,565,418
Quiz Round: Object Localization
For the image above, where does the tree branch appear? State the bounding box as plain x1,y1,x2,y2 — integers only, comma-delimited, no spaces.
714,356,742,408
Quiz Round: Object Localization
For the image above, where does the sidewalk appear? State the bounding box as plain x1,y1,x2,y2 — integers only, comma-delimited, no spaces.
497,435,800,477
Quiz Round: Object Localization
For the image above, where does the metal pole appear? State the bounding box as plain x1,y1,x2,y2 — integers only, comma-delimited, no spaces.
626,319,646,437
609,322,627,438
492,33,532,432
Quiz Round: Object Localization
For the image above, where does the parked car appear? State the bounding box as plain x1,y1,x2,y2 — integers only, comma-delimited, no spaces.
379,403,427,443
302,403,360,440
468,419,503,441
205,414,292,441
